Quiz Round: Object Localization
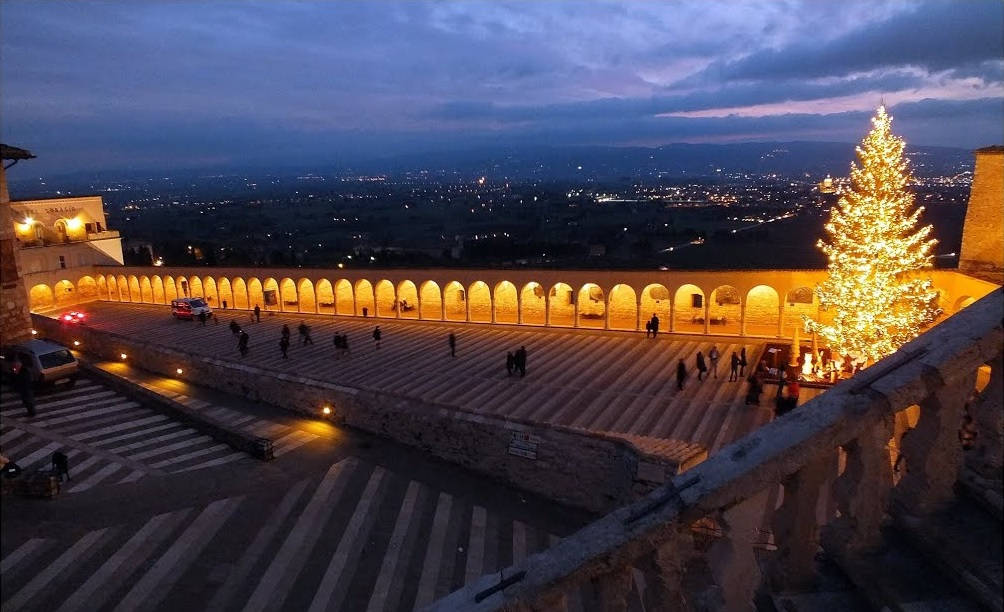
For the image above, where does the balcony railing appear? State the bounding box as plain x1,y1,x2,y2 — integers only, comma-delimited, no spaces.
428,288,1003,611
17,230,120,248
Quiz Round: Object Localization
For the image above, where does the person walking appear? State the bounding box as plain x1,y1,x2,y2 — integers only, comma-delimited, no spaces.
279,335,290,359
506,351,515,376
340,334,350,357
448,333,456,357
230,320,241,336
739,347,748,377
198,311,207,326
372,326,382,349
516,346,527,377
696,351,708,381
13,357,36,417
729,352,740,382
238,330,250,357
281,324,291,342
253,304,261,323
709,345,720,379
222,299,228,309
676,359,687,391
299,322,313,345
651,314,660,338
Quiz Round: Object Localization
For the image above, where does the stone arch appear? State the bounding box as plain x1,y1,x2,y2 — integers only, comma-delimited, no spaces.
577,283,606,329
108,275,120,301
316,279,335,315
218,278,233,309
29,283,55,311
128,275,141,302
152,276,165,303
607,284,637,330
54,279,76,308
279,278,297,311
519,282,545,325
493,281,518,324
420,281,442,320
549,282,575,327
232,278,249,310
709,285,741,335
745,285,780,336
297,278,316,313
140,276,153,303
335,279,354,315
77,276,98,301
96,275,108,300
468,281,491,323
172,275,186,298
164,276,178,302
248,278,265,311
374,280,396,317
640,284,671,330
397,280,419,319
355,280,374,316
262,277,280,312
783,286,817,335
116,275,128,301
955,295,976,311
443,281,467,321
674,284,705,333
203,277,219,307
188,276,204,300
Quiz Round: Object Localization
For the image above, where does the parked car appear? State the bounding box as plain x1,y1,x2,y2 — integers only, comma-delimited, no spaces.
171,297,212,320
0,339,79,389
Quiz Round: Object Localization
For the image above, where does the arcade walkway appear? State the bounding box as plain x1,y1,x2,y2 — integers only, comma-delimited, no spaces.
55,302,824,452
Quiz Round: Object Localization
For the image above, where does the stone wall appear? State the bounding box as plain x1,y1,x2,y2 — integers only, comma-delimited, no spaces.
32,314,692,514
960,147,1004,284
1,163,33,345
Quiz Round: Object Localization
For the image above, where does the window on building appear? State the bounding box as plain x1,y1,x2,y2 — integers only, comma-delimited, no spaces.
691,294,703,309
34,224,43,240
96,222,104,232
85,223,95,233
58,255,66,269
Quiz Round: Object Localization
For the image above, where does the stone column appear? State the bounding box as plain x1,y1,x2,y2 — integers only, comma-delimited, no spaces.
776,303,784,338
0,155,33,345
704,298,711,335
669,298,675,333
768,455,832,590
594,566,633,612
968,355,1003,477
705,489,769,612
641,527,695,611
895,371,977,515
740,301,747,337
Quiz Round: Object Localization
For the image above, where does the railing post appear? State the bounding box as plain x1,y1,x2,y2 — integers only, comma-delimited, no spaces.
895,370,977,515
594,566,633,612
641,526,695,611
970,355,1003,477
768,454,832,591
823,415,894,555
704,489,769,611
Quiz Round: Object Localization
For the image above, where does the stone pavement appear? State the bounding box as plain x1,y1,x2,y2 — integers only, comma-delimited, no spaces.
65,302,824,452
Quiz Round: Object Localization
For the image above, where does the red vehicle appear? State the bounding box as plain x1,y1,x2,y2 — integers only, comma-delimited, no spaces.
60,311,86,323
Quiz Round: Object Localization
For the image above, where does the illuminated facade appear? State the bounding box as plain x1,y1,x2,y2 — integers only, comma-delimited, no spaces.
10,195,124,274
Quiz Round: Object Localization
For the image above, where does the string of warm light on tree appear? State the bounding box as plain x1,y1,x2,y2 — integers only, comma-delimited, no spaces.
805,106,941,365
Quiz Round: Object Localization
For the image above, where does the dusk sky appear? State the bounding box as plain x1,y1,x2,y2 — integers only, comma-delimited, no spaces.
2,1,1002,175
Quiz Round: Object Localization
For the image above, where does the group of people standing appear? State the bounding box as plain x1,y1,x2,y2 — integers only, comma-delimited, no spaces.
644,314,661,338
676,346,749,390
506,346,528,377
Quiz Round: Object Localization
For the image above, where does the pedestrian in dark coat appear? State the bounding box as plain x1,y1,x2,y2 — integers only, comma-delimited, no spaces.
676,360,687,390
651,314,660,337
645,320,652,338
279,335,289,359
222,299,228,309
341,334,350,356
282,324,290,341
448,333,456,357
253,304,261,323
238,331,250,356
300,322,313,345
696,351,708,381
745,372,762,405
372,326,382,348
230,320,241,336
516,346,527,377
13,358,36,417
506,352,515,376
709,346,720,379
739,347,748,376
729,352,740,382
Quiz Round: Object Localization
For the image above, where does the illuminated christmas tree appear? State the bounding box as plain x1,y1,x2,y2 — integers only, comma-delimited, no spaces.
806,106,940,366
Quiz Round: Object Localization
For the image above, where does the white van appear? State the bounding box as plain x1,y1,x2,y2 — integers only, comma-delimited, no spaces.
1,339,79,389
171,297,213,320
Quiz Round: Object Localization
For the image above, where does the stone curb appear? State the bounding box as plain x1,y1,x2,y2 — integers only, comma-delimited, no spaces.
78,361,274,461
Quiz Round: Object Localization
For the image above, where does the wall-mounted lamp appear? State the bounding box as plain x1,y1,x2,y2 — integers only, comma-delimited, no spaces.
120,353,128,360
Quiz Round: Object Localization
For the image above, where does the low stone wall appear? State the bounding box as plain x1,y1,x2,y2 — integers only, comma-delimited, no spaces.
33,314,694,513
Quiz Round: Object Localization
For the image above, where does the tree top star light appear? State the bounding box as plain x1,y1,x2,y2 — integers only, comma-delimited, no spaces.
805,106,940,366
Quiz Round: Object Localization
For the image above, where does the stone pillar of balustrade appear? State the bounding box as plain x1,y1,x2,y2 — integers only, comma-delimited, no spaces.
895,370,977,516
639,525,695,611
768,454,832,591
969,355,1003,477
823,415,894,556
703,489,770,611
594,566,633,612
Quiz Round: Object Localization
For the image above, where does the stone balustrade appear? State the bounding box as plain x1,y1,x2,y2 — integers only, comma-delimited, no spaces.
427,288,1003,611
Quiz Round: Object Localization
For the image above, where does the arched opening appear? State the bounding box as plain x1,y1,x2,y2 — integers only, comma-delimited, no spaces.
335,279,354,315
107,276,119,301
549,282,575,327
519,282,544,325
355,280,374,316
140,276,153,303
297,278,316,313
77,276,98,302
29,284,55,311
607,284,637,330
152,276,165,303
955,295,976,311
782,287,817,336
674,284,705,334
397,280,419,319
203,277,219,308
164,277,178,302
374,280,396,317
54,280,75,308
443,281,467,321
468,281,491,323
745,285,780,336
316,279,335,315
577,283,606,329
248,278,264,311
116,275,128,301
262,278,279,312
188,276,204,301
128,276,141,302
232,278,248,310
640,284,670,331
96,275,108,300
709,285,741,335
419,281,442,320
279,278,297,312
218,278,233,309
